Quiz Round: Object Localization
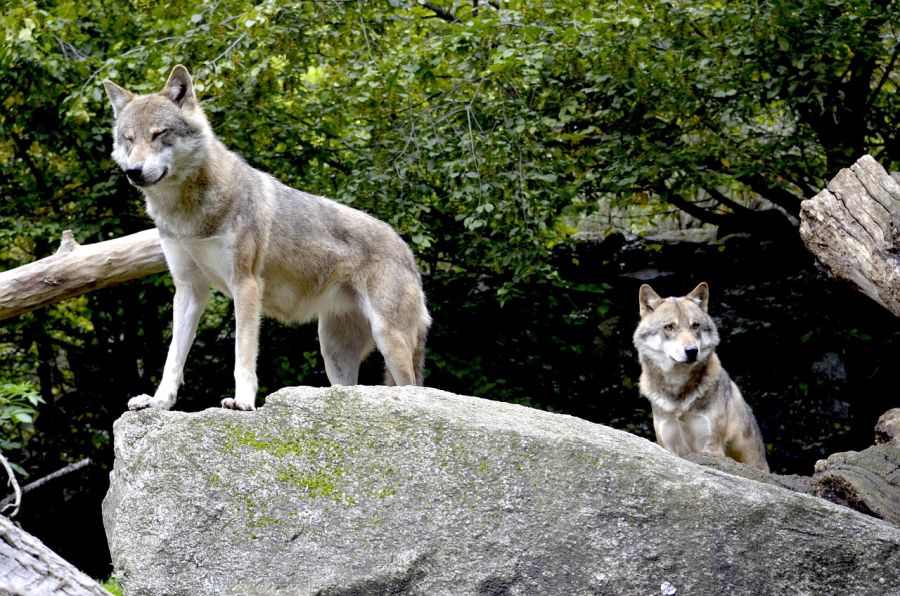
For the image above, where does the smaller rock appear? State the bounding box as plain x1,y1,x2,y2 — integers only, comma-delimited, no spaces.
811,352,847,382
660,581,678,595
875,408,900,444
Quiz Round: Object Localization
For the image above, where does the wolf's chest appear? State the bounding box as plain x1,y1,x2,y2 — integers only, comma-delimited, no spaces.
162,235,238,297
653,411,715,456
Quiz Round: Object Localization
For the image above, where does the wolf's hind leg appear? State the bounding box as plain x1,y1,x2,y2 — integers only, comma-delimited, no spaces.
319,310,375,386
368,314,423,387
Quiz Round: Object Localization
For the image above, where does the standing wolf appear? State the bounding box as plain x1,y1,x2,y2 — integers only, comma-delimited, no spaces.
103,65,431,411
632,282,769,471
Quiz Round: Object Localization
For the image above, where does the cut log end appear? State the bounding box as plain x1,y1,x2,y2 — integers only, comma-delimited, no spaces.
800,155,900,319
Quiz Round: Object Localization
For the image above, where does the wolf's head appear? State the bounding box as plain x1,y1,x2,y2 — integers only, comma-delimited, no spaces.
103,65,210,189
633,282,721,371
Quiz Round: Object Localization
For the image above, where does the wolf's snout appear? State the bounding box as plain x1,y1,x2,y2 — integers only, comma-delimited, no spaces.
125,165,144,182
684,346,699,362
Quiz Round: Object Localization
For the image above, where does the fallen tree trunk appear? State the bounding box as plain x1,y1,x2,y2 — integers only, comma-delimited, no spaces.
814,441,900,526
799,155,900,318
0,229,167,322
0,515,109,595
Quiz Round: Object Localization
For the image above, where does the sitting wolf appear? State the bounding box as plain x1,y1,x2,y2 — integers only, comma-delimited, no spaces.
103,65,431,411
632,282,769,471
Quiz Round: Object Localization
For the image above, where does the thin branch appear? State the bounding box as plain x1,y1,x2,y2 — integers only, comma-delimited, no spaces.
202,32,248,72
0,459,92,511
54,36,88,62
0,453,22,518
357,0,374,60
737,174,802,216
78,37,182,99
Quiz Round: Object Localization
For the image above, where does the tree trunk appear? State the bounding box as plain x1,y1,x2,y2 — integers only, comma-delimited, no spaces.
814,441,900,526
0,515,109,595
0,229,167,322
799,155,900,318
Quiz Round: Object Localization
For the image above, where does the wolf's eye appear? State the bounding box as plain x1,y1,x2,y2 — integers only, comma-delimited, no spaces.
151,129,168,141
663,323,676,332
691,322,701,330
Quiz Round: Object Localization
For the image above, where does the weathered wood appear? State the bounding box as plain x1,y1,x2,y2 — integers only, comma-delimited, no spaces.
0,229,167,322
0,515,109,595
875,408,900,445
799,155,900,318
814,441,900,526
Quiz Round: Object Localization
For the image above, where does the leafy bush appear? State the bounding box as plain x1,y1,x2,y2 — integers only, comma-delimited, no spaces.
0,382,44,477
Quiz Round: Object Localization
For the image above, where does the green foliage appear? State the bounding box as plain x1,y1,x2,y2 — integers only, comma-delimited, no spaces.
100,574,122,596
0,0,894,434
0,4,897,575
0,382,43,476
2,0,897,283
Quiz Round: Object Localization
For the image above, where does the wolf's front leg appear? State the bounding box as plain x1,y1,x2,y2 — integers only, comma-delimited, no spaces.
221,276,262,411
129,281,210,411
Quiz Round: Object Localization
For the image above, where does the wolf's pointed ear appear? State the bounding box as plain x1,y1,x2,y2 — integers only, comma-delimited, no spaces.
103,80,134,116
687,282,710,312
639,284,663,317
161,65,196,108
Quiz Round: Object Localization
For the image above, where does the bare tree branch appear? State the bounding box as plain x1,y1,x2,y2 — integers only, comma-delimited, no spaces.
0,453,22,518
738,174,803,216
664,193,730,226
704,187,755,215
0,229,167,322
867,42,900,111
0,459,92,511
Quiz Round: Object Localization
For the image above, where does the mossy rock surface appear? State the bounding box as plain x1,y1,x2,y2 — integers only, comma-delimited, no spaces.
104,386,900,595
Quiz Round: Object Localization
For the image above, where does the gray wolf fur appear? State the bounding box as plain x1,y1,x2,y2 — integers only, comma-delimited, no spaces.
104,65,431,411
632,282,769,471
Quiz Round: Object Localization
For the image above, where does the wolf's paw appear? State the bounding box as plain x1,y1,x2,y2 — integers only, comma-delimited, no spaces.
128,394,174,411
221,397,256,411
128,394,154,410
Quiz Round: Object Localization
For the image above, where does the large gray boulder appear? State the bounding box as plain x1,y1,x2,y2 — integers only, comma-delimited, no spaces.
104,386,900,595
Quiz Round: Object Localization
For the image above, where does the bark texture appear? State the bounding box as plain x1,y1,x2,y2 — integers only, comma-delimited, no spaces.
875,408,900,445
814,441,900,526
799,154,900,317
0,229,166,322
